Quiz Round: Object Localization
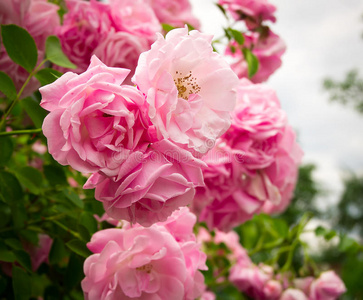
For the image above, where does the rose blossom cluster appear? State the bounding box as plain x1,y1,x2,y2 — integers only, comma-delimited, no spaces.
198,229,346,300
192,78,303,232
55,0,199,84
40,27,239,226
0,0,60,96
219,0,286,83
82,207,208,300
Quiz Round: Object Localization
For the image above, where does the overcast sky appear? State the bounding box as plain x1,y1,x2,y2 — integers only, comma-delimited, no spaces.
190,0,363,208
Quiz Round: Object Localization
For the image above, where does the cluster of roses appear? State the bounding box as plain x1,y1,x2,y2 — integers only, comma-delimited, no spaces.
199,229,347,300
56,0,200,84
219,0,286,83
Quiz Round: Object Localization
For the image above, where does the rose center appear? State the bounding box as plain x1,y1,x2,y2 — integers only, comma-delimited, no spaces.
174,71,201,100
136,263,153,274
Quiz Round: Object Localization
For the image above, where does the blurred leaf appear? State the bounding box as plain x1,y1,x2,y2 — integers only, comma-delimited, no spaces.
63,189,84,209
20,96,48,128
216,3,227,17
45,36,76,69
5,238,23,250
44,165,68,186
228,28,244,45
35,68,62,86
315,226,327,236
66,239,91,258
161,23,175,33
44,285,62,300
65,253,84,290
0,202,11,228
15,166,43,195
0,249,16,262
14,250,32,273
243,48,259,78
80,212,97,235
12,266,32,300
20,229,39,244
49,237,67,265
339,235,360,253
0,137,13,166
0,71,17,100
78,224,91,242
1,24,37,72
0,171,23,203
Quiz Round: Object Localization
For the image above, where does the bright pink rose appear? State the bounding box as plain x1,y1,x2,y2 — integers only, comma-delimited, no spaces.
94,29,150,85
23,234,53,271
40,55,149,176
0,0,59,96
56,0,112,73
150,0,200,30
82,208,207,300
309,271,346,300
133,27,239,156
84,140,206,226
280,289,308,300
109,0,161,42
218,0,276,26
226,30,286,83
230,263,281,300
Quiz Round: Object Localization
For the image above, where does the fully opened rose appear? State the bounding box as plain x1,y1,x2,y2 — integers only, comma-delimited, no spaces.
40,55,149,176
133,26,239,156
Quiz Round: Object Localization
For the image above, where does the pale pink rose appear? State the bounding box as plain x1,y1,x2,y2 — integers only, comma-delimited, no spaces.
94,29,150,85
40,55,149,176
0,0,59,96
84,140,206,226
261,125,304,214
150,0,200,29
280,289,308,300
193,143,264,232
23,234,53,271
309,271,346,300
230,262,279,300
293,277,314,295
82,209,207,300
218,0,276,27
109,0,161,42
214,230,250,263
56,0,112,73
226,30,286,83
133,27,239,156
201,290,216,300
94,213,121,227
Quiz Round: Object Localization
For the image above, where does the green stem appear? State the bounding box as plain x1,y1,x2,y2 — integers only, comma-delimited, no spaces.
0,59,48,131
0,128,42,137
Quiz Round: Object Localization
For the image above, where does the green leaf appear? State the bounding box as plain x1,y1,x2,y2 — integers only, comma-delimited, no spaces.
20,96,48,128
79,212,98,235
216,4,227,17
339,235,360,253
14,250,32,273
5,238,23,250
44,165,68,186
65,253,84,290
243,48,259,78
0,249,16,262
0,71,17,100
315,226,326,236
161,23,176,33
66,239,92,258
1,24,37,72
229,28,245,45
0,202,11,228
63,189,84,209
45,36,76,69
0,171,23,203
0,137,13,166
35,68,63,86
12,266,32,300
49,237,67,265
15,166,43,195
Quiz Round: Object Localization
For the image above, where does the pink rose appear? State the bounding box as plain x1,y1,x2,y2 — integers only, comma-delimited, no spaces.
0,0,59,96
82,208,207,300
94,29,150,85
40,55,149,176
56,0,112,73
201,291,216,300
133,27,239,156
230,263,280,300
226,30,286,83
293,277,314,295
109,0,161,42
150,0,200,30
309,271,346,300
280,289,308,300
84,140,206,226
23,234,53,271
218,0,276,26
